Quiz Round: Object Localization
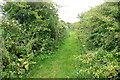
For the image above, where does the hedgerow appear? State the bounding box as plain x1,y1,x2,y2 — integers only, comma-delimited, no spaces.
1,2,66,78
78,2,120,51
76,2,120,78
74,48,120,78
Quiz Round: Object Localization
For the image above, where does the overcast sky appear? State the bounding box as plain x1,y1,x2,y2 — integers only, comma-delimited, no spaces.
53,0,105,23
0,0,106,23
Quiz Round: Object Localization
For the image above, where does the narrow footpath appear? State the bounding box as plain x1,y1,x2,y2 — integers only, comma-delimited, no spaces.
27,29,82,78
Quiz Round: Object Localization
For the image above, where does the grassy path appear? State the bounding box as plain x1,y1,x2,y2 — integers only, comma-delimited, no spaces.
27,29,82,78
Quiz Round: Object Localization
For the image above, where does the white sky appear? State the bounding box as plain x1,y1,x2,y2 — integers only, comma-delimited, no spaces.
53,0,105,23
0,0,106,23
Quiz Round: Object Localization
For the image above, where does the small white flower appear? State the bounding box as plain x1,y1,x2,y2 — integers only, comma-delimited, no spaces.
24,29,26,31
19,24,22,26
7,22,9,25
16,20,19,24
12,20,15,23
2,21,4,23
83,45,85,47
19,28,21,30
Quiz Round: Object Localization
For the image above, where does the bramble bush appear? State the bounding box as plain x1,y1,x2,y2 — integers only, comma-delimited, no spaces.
1,2,66,78
75,2,120,78
78,2,120,51
74,48,120,78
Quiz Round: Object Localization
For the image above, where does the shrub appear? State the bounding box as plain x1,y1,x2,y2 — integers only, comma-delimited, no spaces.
1,2,66,78
78,2,120,51
75,48,120,78
76,2,120,78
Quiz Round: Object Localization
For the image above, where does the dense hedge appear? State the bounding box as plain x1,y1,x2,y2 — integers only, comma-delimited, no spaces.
1,2,66,78
78,2,120,51
75,2,120,78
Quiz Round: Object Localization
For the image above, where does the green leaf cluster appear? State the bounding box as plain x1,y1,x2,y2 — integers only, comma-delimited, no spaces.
78,2,120,51
1,2,66,78
75,2,120,78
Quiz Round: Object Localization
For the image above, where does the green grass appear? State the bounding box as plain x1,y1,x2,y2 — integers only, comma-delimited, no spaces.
27,29,83,78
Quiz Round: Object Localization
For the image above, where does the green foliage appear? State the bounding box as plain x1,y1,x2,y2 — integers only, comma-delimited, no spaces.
78,2,120,51
1,2,66,78
75,2,120,78
75,48,119,78
27,29,80,78
54,20,67,45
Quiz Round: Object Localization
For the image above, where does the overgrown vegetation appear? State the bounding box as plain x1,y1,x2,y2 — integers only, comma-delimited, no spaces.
1,2,66,78
27,29,80,78
1,1,120,79
74,2,120,78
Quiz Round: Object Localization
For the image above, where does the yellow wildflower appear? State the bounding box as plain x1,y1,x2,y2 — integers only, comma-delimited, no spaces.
25,64,29,70
23,61,28,65
106,27,115,30
18,58,23,62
